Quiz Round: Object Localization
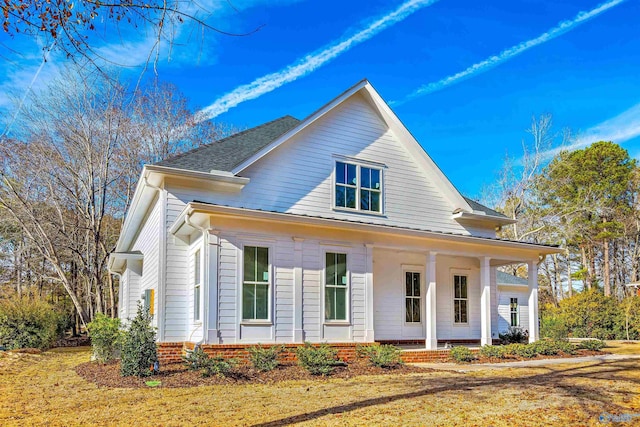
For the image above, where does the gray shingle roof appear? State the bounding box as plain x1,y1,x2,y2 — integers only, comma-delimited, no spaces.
464,197,508,219
497,271,529,286
156,115,300,172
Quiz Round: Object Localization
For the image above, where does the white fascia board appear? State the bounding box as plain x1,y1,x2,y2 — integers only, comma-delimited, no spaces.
176,202,563,255
115,165,249,253
231,79,371,175
452,211,517,226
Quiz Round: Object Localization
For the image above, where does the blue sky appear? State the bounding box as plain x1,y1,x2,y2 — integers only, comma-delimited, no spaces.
1,0,639,199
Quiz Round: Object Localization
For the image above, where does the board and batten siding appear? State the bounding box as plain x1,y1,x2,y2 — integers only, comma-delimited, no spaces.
130,197,161,327
166,92,493,237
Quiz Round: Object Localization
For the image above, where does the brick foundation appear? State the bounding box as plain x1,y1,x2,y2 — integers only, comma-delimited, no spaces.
157,341,480,364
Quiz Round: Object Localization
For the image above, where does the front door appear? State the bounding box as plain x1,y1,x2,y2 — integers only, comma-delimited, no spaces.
402,270,424,339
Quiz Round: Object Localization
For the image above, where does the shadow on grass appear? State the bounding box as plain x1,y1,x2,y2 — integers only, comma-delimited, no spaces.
251,358,640,427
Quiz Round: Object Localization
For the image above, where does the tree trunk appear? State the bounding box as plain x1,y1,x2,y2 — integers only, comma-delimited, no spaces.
604,237,611,297
566,249,573,297
581,245,591,290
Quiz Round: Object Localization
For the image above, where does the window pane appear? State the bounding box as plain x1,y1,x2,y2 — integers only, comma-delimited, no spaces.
336,253,347,286
461,275,467,287
255,284,268,320
405,298,412,322
413,273,420,297
454,281,460,298
461,281,467,299
454,275,460,287
326,253,336,285
511,312,518,327
335,287,347,320
371,169,380,189
360,189,370,211
335,185,346,207
361,167,371,189
347,163,357,185
405,272,412,296
244,246,256,282
460,301,468,323
243,284,255,319
412,298,421,322
257,247,269,283
194,286,200,321
194,249,201,285
371,191,380,212
325,286,335,320
346,187,356,208
454,300,460,323
336,162,346,184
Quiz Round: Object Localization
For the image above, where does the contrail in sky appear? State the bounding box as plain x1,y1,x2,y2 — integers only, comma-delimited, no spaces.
392,0,626,106
197,0,439,122
538,102,640,161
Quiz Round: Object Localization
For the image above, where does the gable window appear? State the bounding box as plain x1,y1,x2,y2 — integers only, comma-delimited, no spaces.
243,246,270,320
194,249,201,322
510,298,519,327
405,272,421,323
325,252,347,321
453,274,468,324
335,161,382,213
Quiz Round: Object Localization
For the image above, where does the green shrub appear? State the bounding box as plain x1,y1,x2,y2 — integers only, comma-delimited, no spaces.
531,339,562,356
182,346,210,371
87,313,122,363
247,344,284,372
182,346,237,377
296,342,340,375
578,339,606,351
450,346,476,363
0,297,65,350
356,344,403,368
540,313,569,340
479,345,507,359
120,302,158,377
504,343,536,358
499,327,528,344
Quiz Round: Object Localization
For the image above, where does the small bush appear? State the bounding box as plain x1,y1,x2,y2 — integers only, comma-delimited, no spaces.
450,346,476,363
499,327,529,344
296,342,340,375
0,297,65,350
553,340,577,355
182,346,210,371
479,345,507,359
87,313,122,363
540,314,569,340
182,346,237,377
356,344,403,368
578,339,606,351
120,302,158,377
247,344,284,372
504,343,536,358
531,339,562,356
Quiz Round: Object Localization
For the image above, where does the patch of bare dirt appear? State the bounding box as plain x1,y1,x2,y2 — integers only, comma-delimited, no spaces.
75,359,430,388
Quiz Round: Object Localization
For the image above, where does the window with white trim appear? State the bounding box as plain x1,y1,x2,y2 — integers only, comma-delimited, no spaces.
405,272,421,323
242,246,270,320
510,298,519,327
193,249,201,322
453,274,468,324
335,161,382,212
325,252,347,321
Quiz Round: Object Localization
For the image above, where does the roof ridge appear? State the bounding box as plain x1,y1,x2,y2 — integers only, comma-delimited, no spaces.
156,115,299,167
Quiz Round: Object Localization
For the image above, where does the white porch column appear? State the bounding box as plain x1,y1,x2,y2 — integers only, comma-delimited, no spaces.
528,260,540,343
425,252,437,350
206,230,220,344
364,244,375,342
480,256,492,346
293,238,304,342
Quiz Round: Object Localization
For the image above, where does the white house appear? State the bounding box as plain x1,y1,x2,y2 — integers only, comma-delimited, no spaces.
109,80,561,355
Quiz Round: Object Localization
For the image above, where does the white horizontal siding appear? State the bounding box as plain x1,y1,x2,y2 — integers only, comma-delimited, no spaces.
167,93,494,237
131,198,160,327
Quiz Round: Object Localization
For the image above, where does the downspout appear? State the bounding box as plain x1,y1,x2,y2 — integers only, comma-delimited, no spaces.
185,212,211,348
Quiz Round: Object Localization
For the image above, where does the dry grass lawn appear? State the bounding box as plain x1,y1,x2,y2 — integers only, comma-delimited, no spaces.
1,344,640,426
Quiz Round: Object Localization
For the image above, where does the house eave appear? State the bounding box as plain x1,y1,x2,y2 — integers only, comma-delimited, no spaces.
452,211,517,227
170,202,563,255
108,251,143,274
